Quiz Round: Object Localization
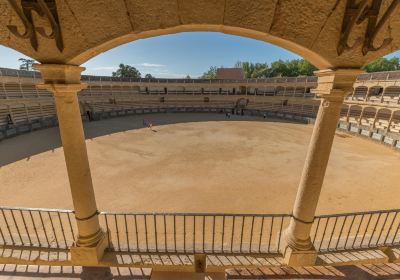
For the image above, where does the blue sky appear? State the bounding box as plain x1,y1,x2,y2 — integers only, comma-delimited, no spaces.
1,32,400,78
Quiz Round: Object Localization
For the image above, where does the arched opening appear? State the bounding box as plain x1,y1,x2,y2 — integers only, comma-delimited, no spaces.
360,107,377,128
71,27,331,69
390,111,400,133
367,86,384,102
340,104,350,122
375,108,392,131
382,86,400,104
348,105,363,124
353,86,368,101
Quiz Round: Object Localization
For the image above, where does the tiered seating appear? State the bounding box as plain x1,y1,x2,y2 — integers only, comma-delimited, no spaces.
353,86,368,101
284,87,295,96
340,105,349,120
304,88,314,98
0,105,10,128
9,104,28,124
382,86,400,104
37,88,52,98
348,106,362,123
275,86,285,96
390,111,400,133
40,103,56,119
375,109,392,130
291,103,304,115
302,104,317,117
293,87,305,97
0,83,6,99
1,67,400,150
368,86,384,103
360,107,376,128
3,83,23,98
20,84,38,98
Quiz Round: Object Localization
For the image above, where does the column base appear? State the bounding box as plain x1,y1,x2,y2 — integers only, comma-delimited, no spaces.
71,232,108,266
283,245,317,267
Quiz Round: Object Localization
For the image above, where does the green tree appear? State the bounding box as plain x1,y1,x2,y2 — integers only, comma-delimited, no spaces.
297,59,317,76
235,61,269,78
145,73,155,79
363,57,400,73
185,75,191,79
269,59,289,77
18,58,36,71
200,66,218,79
112,64,141,78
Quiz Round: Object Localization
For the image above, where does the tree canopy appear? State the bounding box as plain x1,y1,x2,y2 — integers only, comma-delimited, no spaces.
18,58,36,71
363,57,400,73
200,57,400,79
144,73,155,79
112,64,141,78
200,66,218,79
202,59,317,79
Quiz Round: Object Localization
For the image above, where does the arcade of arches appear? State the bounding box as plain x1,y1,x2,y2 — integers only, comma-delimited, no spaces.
1,0,400,267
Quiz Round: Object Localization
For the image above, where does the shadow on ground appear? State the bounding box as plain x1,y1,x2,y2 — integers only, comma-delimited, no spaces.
2,263,400,279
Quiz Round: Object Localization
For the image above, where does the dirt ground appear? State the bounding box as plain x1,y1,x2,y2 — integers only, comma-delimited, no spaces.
0,113,399,215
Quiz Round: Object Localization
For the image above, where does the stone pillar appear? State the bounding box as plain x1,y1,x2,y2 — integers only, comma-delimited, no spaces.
358,107,365,125
281,69,363,266
372,110,379,129
387,111,395,133
33,64,107,265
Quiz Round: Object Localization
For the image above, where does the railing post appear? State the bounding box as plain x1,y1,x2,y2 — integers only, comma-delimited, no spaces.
281,68,363,266
194,254,206,272
33,64,107,266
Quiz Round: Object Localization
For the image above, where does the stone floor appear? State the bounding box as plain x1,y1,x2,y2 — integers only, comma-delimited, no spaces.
1,264,400,279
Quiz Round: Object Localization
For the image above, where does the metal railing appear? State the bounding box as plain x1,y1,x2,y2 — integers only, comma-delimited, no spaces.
0,206,76,249
311,209,400,252
1,206,400,255
99,213,290,254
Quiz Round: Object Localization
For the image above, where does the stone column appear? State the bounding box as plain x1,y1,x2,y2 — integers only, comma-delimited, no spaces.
281,69,363,266
33,64,107,265
358,107,366,125
372,110,379,129
386,111,395,133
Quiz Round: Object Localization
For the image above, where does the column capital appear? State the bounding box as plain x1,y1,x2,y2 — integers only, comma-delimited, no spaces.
312,68,365,100
33,64,85,84
36,83,88,96
33,64,87,96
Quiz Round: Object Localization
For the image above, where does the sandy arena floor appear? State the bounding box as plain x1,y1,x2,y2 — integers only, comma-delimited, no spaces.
0,113,399,215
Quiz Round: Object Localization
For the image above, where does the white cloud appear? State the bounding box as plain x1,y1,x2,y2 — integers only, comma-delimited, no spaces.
90,66,118,71
135,63,165,68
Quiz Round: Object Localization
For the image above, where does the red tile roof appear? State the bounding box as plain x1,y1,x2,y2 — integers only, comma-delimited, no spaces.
216,68,244,80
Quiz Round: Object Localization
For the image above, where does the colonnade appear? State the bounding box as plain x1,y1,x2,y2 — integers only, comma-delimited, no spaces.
349,85,400,104
33,64,362,266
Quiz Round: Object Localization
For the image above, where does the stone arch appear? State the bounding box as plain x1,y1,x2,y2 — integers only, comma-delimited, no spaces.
390,110,400,132
375,108,392,130
69,25,331,68
367,86,384,101
2,1,400,69
360,106,377,127
348,105,363,123
340,104,350,121
353,86,368,100
382,86,400,103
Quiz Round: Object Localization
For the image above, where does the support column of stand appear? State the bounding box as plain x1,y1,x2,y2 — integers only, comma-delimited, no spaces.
281,68,363,266
34,64,107,265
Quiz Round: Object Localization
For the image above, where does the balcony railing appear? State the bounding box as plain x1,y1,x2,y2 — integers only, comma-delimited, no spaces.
1,206,399,255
